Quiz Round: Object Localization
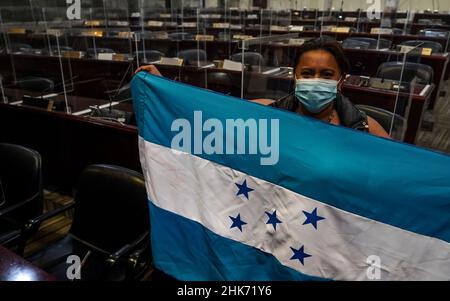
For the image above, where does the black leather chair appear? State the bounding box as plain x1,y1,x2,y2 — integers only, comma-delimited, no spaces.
168,32,193,41
206,72,237,96
177,49,207,65
419,29,449,39
135,50,164,63
9,43,33,53
392,28,404,35
86,48,115,59
342,37,392,49
0,143,43,250
399,40,443,53
45,45,74,55
230,52,264,66
25,164,151,281
14,76,55,93
356,104,406,139
376,61,434,85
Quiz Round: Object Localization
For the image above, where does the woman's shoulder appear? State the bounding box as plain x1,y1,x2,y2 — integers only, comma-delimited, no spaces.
269,94,298,112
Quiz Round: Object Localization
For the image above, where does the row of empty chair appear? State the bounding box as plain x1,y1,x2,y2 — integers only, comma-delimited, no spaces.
341,37,444,53
0,143,170,281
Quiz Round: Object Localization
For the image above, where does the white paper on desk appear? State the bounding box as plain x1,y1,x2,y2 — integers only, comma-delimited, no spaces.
160,57,184,66
222,59,243,71
98,53,115,60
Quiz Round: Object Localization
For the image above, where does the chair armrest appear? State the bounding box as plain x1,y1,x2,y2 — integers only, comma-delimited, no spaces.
106,231,149,266
24,201,75,230
128,238,151,269
0,191,40,217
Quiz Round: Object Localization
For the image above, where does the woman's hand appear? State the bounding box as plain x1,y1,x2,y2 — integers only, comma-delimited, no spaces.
134,65,162,77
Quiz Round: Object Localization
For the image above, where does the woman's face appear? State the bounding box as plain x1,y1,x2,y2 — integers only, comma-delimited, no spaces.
295,49,342,80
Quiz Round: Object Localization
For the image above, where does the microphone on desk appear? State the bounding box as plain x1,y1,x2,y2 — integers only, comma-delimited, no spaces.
90,62,134,124
106,62,134,111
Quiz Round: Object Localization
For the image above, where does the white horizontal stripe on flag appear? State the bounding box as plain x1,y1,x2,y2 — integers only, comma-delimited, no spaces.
139,137,450,280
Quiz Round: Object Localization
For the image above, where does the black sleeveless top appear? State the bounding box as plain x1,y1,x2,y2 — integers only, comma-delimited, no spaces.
270,93,369,132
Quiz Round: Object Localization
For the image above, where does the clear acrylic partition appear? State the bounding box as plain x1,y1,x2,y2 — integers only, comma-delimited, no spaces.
319,0,333,37
373,0,398,51
239,33,298,101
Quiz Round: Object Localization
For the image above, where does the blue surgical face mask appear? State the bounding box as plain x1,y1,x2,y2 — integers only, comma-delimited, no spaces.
294,78,338,113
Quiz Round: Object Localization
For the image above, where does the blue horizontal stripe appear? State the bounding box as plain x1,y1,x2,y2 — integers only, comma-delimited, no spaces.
149,201,327,281
132,72,450,243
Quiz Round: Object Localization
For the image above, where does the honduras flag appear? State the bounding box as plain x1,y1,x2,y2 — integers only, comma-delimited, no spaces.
131,72,450,281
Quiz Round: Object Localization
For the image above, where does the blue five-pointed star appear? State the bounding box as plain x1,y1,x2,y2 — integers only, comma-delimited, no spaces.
290,246,312,265
229,214,247,232
302,208,325,229
235,179,254,200
265,210,282,231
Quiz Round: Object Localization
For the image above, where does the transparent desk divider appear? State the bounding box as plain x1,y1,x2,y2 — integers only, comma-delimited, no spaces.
239,33,298,100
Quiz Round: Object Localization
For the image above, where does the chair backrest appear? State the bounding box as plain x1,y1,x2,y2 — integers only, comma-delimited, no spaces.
230,52,264,66
177,49,207,65
392,28,404,35
342,37,392,49
342,38,371,49
9,43,32,52
168,32,193,41
419,29,449,39
69,165,149,253
356,104,406,138
0,143,43,222
48,45,73,53
206,72,236,95
135,50,164,62
376,61,434,85
399,40,443,53
86,48,115,58
15,76,55,93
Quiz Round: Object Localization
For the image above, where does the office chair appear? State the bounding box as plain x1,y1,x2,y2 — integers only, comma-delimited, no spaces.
419,29,449,39
302,25,318,31
177,49,207,66
0,143,43,251
342,37,392,50
230,52,264,66
342,38,370,49
86,48,115,59
206,72,237,95
168,32,193,41
399,40,443,53
15,76,55,94
392,28,404,35
356,104,406,140
45,45,74,55
8,43,33,53
376,61,434,85
134,50,164,63
25,164,151,281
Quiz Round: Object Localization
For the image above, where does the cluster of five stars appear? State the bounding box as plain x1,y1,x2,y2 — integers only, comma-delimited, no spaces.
230,179,325,266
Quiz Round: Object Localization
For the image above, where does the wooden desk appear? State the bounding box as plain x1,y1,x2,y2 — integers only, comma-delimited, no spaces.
0,94,139,191
0,245,55,281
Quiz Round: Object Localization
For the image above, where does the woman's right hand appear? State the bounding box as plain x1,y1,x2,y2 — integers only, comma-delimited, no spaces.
134,65,162,77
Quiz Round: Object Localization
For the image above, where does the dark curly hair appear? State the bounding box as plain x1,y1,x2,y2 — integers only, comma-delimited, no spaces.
294,37,351,75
